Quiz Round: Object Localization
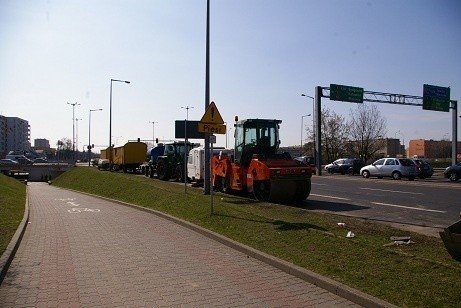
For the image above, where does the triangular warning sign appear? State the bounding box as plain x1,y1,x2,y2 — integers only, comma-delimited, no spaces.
200,101,224,124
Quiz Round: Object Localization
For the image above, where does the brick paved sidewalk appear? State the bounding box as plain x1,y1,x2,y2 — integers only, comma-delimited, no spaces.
0,182,367,307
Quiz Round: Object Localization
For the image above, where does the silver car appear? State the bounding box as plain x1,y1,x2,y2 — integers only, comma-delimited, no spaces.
360,158,417,180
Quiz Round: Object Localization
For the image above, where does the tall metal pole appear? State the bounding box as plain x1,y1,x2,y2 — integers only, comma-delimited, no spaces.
315,87,322,176
109,79,130,170
67,102,80,163
452,100,458,164
301,94,315,159
150,121,158,143
181,106,194,193
75,118,82,161
88,108,102,166
204,0,211,195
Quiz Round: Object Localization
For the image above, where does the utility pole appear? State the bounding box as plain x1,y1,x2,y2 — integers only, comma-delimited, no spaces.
67,102,80,163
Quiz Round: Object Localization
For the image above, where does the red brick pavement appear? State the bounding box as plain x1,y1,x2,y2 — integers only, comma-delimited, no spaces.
0,182,365,307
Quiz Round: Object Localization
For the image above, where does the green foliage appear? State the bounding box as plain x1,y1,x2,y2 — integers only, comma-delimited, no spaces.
53,167,461,307
0,174,26,255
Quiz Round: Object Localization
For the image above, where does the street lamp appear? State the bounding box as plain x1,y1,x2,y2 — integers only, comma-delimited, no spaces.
109,78,130,168
150,121,158,144
301,94,315,156
75,118,82,160
88,108,103,166
181,106,194,193
67,102,80,162
301,114,311,153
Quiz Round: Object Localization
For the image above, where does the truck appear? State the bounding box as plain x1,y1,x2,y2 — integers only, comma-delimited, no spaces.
145,141,199,181
212,118,313,203
187,146,233,184
101,141,147,172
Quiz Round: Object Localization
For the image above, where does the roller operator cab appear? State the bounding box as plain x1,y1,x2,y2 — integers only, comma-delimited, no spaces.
212,118,313,203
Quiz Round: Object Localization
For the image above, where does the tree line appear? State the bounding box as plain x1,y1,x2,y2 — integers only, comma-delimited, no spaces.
303,104,388,164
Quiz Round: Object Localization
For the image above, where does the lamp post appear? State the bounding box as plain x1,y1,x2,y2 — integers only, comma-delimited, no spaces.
75,118,82,161
88,108,103,166
109,78,130,169
150,121,158,144
67,102,80,162
301,114,311,154
301,94,315,156
181,106,194,193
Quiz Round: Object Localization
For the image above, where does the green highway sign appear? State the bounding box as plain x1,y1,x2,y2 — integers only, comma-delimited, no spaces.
423,84,450,112
330,84,364,103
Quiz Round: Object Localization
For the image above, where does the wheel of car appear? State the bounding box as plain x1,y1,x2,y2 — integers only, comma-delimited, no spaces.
362,170,370,178
327,168,333,174
392,171,402,180
449,171,459,182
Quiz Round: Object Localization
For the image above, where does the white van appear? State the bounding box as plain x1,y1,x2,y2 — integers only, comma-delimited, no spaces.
187,146,233,183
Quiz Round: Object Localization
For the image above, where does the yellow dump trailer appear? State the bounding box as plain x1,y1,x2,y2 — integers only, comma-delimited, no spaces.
100,149,108,159
110,142,147,172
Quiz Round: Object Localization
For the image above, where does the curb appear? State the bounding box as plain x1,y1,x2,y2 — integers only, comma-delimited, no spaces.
0,186,30,285
68,188,397,308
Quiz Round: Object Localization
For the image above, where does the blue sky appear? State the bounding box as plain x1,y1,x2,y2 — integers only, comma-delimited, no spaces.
1,0,460,151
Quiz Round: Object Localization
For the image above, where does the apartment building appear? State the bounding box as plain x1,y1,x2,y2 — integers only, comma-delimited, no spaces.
0,115,31,158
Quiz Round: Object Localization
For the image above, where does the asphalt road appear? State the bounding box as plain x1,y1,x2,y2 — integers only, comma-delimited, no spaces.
301,174,461,235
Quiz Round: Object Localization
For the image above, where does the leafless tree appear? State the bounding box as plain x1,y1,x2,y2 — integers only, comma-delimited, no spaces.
348,104,387,163
306,107,349,163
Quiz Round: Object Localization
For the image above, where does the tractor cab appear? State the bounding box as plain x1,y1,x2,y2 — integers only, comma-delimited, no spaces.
233,119,281,166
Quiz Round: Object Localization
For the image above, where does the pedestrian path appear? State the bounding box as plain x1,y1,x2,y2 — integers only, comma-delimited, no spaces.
0,182,365,307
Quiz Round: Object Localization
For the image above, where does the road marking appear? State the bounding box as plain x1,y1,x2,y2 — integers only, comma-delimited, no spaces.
372,202,446,213
310,194,350,201
360,187,423,195
68,208,100,213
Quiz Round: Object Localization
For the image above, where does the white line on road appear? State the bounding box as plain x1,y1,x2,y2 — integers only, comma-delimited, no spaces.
360,187,423,195
310,194,351,201
372,202,446,213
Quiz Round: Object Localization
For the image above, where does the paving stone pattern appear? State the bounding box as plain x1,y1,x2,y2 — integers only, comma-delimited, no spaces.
0,182,361,307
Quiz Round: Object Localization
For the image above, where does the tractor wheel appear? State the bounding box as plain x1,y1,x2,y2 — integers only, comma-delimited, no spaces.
253,180,271,202
149,166,154,178
157,160,170,181
174,165,183,182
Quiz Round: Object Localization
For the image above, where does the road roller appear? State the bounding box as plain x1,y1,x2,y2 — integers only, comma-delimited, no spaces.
212,118,313,203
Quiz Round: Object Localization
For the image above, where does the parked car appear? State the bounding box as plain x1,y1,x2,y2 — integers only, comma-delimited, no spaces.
97,159,110,171
360,158,417,180
0,158,20,166
5,154,34,165
33,157,48,164
413,159,433,179
444,162,461,182
294,156,316,174
325,158,364,175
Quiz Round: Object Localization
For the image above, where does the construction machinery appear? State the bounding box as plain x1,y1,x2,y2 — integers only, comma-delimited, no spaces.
212,118,313,203
146,141,199,181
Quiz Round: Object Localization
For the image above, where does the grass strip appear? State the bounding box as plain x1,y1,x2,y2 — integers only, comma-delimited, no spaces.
0,174,26,255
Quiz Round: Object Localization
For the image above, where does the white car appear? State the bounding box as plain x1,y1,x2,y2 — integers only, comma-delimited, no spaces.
360,158,417,180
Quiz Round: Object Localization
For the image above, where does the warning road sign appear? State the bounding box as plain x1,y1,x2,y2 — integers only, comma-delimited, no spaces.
200,101,224,124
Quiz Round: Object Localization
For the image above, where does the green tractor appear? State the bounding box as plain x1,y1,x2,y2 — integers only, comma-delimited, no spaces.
152,141,198,181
